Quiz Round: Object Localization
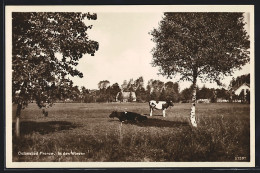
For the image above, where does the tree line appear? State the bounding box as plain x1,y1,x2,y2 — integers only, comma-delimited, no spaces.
59,74,250,104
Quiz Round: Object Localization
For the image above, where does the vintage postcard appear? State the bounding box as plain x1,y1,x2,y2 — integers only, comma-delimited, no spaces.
5,5,255,168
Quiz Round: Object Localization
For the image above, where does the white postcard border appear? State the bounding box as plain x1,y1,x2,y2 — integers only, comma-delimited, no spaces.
5,5,255,168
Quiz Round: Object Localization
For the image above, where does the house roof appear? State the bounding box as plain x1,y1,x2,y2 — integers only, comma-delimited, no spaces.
233,83,250,96
232,83,250,91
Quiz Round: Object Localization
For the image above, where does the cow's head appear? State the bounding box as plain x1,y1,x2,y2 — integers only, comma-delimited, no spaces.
167,100,174,107
109,111,118,118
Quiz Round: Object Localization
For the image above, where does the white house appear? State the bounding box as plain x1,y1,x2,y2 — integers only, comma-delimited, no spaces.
196,99,210,103
116,91,137,102
217,98,229,103
234,83,250,96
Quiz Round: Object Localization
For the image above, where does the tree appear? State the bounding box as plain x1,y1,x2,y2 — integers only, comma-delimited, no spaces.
216,88,230,100
152,80,164,93
12,12,99,137
98,80,110,92
180,87,192,103
246,90,250,103
97,80,110,102
150,91,158,100
159,88,167,101
133,77,146,102
150,13,250,127
110,83,121,102
197,85,213,100
210,89,217,103
146,79,164,100
135,86,147,102
105,86,112,102
133,76,144,91
165,81,180,102
129,92,134,102
117,92,123,102
121,80,128,92
80,86,89,103
127,78,135,92
70,85,81,102
239,89,245,103
145,90,151,102
84,90,97,103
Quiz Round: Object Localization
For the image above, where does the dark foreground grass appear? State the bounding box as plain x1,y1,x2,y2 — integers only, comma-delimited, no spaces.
12,103,250,162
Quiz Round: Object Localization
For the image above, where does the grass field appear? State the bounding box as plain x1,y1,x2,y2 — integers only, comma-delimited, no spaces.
12,102,250,162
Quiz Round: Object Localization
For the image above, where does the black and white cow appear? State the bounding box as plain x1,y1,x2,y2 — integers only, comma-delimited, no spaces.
109,111,147,123
149,100,174,117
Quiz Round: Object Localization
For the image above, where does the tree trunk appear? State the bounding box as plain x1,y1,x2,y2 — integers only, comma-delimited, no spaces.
190,77,198,127
15,103,22,137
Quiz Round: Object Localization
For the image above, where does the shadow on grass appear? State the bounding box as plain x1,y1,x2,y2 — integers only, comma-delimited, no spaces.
136,118,189,128
110,117,190,128
12,121,78,135
143,113,165,117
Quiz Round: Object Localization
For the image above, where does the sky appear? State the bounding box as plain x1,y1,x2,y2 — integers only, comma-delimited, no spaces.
71,12,251,91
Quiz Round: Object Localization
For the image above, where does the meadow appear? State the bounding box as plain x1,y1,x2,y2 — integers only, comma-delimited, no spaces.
12,102,250,162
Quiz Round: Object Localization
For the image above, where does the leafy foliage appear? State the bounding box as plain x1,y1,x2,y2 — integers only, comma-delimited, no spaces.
12,12,99,110
98,80,110,91
164,81,180,102
146,79,165,100
245,90,250,103
215,88,230,100
150,13,250,84
128,92,134,102
110,83,121,101
117,92,123,102
121,77,144,92
159,88,167,101
135,86,147,102
228,74,250,90
180,85,193,102
239,90,245,103
197,86,214,100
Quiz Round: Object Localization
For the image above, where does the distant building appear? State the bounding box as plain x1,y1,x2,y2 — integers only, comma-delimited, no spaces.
196,99,210,103
234,83,250,96
116,91,137,102
216,98,229,103
230,83,250,103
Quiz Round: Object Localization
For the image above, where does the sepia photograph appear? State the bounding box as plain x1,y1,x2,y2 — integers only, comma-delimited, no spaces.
5,5,255,168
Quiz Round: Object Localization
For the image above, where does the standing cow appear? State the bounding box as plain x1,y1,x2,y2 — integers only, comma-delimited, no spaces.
149,100,174,117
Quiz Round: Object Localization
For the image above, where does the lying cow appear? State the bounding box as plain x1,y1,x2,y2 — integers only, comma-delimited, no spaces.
149,100,174,117
109,111,147,123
